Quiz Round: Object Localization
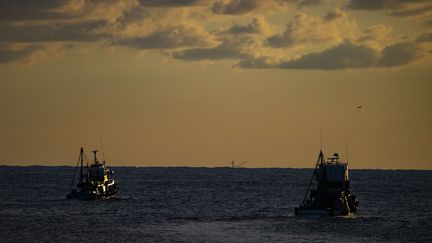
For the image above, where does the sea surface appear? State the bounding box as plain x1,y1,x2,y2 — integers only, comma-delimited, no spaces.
0,166,431,242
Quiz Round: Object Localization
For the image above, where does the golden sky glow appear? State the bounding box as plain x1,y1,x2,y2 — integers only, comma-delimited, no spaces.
0,0,431,169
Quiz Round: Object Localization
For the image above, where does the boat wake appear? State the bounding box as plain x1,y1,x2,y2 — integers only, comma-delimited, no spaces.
167,215,293,222
108,196,135,201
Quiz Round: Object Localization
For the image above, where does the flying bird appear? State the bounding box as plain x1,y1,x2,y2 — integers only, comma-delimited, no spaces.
357,106,362,109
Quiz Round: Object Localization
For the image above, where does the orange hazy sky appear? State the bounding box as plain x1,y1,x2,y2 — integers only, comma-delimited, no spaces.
0,0,431,169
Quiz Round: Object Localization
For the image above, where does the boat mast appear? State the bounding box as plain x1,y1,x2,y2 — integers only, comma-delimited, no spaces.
93,150,99,163
79,147,84,182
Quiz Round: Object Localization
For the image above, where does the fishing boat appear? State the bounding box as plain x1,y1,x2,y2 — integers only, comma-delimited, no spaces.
66,147,118,200
295,150,358,216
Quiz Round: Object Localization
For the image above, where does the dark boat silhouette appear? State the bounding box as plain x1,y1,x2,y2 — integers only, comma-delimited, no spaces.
295,150,358,216
66,147,118,200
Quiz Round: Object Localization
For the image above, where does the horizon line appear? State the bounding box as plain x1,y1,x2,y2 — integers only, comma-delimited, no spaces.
0,164,431,171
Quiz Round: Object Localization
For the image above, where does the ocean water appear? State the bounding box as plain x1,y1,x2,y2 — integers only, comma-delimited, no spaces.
0,166,431,242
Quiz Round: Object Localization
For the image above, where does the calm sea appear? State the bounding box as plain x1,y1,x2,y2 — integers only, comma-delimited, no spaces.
0,166,431,242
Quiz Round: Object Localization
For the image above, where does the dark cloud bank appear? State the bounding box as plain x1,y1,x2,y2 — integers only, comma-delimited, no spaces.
237,41,427,70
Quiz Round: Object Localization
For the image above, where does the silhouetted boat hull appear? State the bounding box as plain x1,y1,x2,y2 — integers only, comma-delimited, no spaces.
295,150,358,216
66,147,118,200
66,183,118,200
295,208,334,216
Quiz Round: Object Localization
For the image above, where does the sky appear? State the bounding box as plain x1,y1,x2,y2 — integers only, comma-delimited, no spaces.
0,0,431,169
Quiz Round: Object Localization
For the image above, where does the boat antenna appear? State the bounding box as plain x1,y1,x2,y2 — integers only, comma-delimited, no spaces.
345,140,349,164
99,134,106,163
79,147,84,181
320,131,323,151
92,150,99,163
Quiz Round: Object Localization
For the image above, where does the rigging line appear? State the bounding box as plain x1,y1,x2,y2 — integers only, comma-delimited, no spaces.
301,151,323,205
237,161,247,168
69,151,81,190
83,151,90,168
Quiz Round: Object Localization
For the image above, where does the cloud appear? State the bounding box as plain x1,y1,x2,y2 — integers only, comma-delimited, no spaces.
355,24,394,49
211,0,323,15
0,21,108,42
297,0,324,7
0,0,70,13
356,24,393,42
218,16,271,35
168,35,257,61
0,0,73,22
211,0,260,15
267,11,354,49
137,0,204,7
378,42,425,67
167,16,279,62
168,12,430,71
423,17,432,27
389,4,432,17
0,44,39,63
115,25,212,49
346,0,432,19
0,43,73,64
0,0,213,61
0,0,429,70
346,0,428,10
237,41,427,70
415,31,432,43
169,45,248,61
323,8,346,22
239,42,379,69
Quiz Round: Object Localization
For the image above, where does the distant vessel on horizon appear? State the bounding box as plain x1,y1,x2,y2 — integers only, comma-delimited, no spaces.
231,160,247,168
295,150,358,216
66,147,118,200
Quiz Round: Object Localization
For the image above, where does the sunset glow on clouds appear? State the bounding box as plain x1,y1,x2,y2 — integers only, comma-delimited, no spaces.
1,0,431,68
